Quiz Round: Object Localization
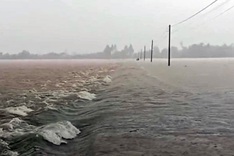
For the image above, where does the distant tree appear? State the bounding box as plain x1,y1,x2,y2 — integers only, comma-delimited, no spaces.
153,46,160,58
19,50,30,55
128,44,134,56
1,43,234,59
123,45,128,52
161,48,168,58
171,46,179,58
18,50,31,59
103,45,112,58
110,44,117,55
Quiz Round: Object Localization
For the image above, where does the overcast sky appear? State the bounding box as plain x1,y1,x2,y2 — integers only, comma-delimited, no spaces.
0,0,233,54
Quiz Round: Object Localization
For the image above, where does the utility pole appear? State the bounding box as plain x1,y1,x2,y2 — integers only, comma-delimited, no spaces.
168,25,171,66
151,40,153,62
144,46,146,61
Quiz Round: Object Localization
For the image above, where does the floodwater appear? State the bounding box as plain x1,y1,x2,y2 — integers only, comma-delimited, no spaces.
1,59,234,156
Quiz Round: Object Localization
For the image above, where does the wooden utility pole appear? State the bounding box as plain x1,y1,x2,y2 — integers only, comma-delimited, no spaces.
168,25,171,66
144,46,146,61
151,40,153,62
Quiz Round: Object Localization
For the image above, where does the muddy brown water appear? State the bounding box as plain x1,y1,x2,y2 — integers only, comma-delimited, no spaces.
1,59,234,156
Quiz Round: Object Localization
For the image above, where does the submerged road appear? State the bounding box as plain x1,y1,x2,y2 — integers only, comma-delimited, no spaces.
68,59,234,156
19,59,234,156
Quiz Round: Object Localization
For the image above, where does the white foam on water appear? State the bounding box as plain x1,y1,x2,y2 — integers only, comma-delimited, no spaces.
0,118,23,131
1,150,19,156
0,138,18,156
50,90,77,99
89,76,97,83
38,121,80,145
72,84,77,88
9,118,23,125
0,128,4,138
0,119,31,156
74,82,84,88
55,83,62,87
0,138,8,147
42,99,58,110
1,119,80,146
0,123,13,131
5,106,33,116
103,75,112,83
45,105,58,111
77,91,96,100
0,118,35,139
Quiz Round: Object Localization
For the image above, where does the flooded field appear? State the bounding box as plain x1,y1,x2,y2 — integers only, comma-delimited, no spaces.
1,59,234,156
0,60,117,155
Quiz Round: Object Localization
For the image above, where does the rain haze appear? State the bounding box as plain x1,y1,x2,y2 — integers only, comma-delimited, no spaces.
2,1,234,156
0,0,233,54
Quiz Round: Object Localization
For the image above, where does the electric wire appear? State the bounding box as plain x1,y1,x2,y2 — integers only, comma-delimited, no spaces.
173,0,219,27
214,4,234,18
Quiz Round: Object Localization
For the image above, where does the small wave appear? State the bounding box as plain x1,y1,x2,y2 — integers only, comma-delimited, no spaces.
0,118,23,131
8,151,19,156
5,106,33,116
1,150,19,156
0,118,35,138
45,105,58,111
103,75,112,83
38,121,80,145
1,119,80,147
89,76,98,83
0,138,18,156
72,84,77,88
77,91,96,101
0,138,8,147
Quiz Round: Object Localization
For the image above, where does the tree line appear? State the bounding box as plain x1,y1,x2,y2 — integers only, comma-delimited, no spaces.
135,43,234,58
0,43,233,59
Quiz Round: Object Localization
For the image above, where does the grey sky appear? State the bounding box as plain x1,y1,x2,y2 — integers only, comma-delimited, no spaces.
0,0,233,54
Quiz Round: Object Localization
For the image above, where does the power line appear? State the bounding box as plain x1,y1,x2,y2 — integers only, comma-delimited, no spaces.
173,0,219,27
190,4,234,30
205,0,231,15
214,5,234,18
